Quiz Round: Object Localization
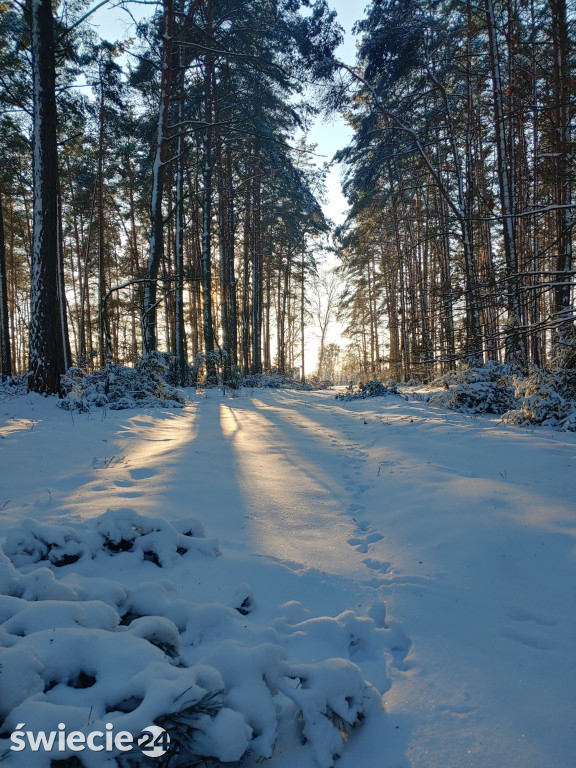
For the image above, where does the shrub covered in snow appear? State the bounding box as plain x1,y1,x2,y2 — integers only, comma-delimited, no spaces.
426,361,576,430
242,371,330,390
0,374,29,402
335,379,399,402
428,361,518,415
503,369,576,430
3,510,219,570
57,353,187,412
0,510,383,768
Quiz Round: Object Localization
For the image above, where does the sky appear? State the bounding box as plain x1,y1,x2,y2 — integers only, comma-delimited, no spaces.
307,0,363,227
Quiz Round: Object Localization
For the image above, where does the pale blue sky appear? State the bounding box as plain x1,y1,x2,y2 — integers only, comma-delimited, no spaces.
308,0,366,225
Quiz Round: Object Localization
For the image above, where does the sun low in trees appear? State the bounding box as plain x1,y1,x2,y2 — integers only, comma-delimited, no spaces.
137,0,341,383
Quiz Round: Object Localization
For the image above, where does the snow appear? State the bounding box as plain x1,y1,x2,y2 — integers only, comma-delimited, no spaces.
1,387,576,766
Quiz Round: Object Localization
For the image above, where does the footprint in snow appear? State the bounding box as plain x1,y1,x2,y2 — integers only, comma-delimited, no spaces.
506,606,558,627
114,479,135,488
362,557,391,573
500,605,558,651
501,628,553,651
348,537,369,553
348,532,383,554
129,467,158,481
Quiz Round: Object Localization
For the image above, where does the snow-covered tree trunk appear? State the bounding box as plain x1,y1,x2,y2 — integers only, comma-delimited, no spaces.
485,0,527,366
97,60,110,367
300,250,305,383
143,0,174,355
251,164,262,375
28,0,67,394
0,182,12,378
225,141,237,367
174,47,186,386
549,0,574,365
57,179,72,371
241,163,252,373
215,95,232,381
200,0,217,383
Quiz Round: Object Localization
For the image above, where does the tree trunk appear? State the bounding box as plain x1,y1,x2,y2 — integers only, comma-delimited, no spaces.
200,2,217,381
549,0,574,364
485,0,526,365
173,46,186,386
251,162,262,374
0,183,12,378
28,0,67,394
97,68,109,366
143,0,174,354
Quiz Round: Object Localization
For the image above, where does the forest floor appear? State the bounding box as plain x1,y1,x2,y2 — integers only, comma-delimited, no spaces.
1,387,575,767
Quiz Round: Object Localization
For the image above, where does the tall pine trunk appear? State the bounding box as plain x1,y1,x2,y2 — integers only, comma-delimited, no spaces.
485,0,526,365
549,0,574,364
143,0,174,354
173,50,186,386
251,162,262,375
0,183,12,378
28,0,67,394
200,0,216,382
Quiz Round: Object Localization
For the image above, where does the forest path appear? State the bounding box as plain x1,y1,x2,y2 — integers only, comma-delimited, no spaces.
2,388,576,767
180,388,576,768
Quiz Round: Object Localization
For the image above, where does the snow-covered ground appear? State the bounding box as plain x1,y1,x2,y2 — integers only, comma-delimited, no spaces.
1,387,575,767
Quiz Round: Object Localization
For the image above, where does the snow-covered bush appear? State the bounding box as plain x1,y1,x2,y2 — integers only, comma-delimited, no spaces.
428,361,517,414
503,369,576,430
243,371,299,389
57,353,187,412
335,379,399,401
0,374,29,402
426,361,576,429
0,511,383,768
3,510,218,570
305,375,333,390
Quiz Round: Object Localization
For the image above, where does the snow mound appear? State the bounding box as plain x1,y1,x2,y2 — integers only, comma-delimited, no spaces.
335,379,399,401
3,510,218,570
57,352,187,412
0,511,383,767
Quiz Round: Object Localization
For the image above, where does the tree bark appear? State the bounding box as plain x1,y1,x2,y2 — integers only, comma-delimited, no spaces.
28,0,67,393
200,0,217,381
0,183,12,378
485,0,527,365
143,0,174,354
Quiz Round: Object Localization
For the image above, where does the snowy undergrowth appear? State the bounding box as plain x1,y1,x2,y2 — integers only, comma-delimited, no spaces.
428,361,518,415
335,380,399,402
427,362,576,429
0,375,30,403
502,368,576,430
0,510,382,768
58,353,187,412
242,372,331,391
